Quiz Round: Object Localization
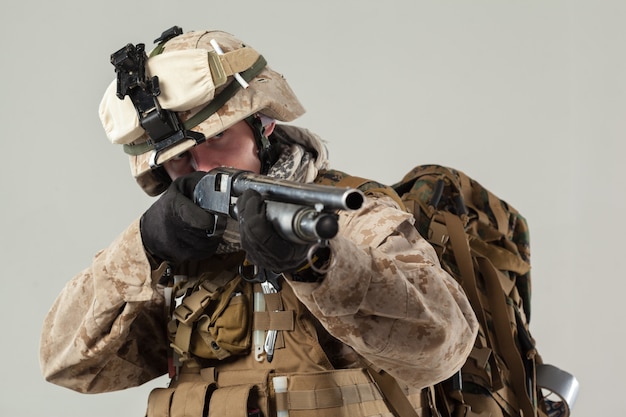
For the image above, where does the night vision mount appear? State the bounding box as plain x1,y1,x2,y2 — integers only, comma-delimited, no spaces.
110,26,205,167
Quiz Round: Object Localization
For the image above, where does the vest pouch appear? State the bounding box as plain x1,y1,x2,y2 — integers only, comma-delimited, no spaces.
171,276,253,361
146,382,216,417
192,276,252,360
271,368,396,417
208,384,259,417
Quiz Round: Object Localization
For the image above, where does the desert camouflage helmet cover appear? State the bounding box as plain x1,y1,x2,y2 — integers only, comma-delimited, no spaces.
99,28,305,196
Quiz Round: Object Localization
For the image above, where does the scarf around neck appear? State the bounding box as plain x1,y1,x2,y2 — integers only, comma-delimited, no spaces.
217,124,330,253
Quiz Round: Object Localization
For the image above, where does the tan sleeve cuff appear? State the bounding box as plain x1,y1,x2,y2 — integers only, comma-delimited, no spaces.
287,236,372,317
92,218,160,303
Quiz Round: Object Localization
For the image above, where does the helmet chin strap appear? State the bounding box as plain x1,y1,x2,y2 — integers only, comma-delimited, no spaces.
244,115,279,175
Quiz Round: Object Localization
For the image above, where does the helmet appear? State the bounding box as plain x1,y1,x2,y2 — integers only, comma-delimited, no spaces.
99,27,305,196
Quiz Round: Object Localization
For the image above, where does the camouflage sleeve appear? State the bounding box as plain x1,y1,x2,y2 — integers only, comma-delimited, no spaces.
39,219,169,393
287,193,479,389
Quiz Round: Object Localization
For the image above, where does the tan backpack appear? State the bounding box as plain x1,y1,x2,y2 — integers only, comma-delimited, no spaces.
318,165,579,417
390,164,578,417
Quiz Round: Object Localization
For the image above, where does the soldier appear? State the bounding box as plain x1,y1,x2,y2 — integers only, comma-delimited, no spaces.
40,27,478,417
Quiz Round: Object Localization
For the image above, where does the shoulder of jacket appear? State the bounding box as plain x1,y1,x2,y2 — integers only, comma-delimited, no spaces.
315,169,406,210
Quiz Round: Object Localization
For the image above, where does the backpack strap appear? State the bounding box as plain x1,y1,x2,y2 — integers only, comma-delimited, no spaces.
445,211,537,417
476,256,536,417
364,362,420,417
442,212,494,356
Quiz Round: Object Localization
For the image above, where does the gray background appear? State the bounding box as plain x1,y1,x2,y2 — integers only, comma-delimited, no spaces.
1,1,623,416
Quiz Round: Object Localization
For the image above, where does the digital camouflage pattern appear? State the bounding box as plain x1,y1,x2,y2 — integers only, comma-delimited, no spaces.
98,30,306,196
40,127,479,416
392,164,541,417
39,221,170,392
395,164,532,318
40,189,478,392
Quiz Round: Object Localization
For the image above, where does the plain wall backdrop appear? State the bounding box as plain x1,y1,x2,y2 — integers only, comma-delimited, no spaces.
1,1,623,416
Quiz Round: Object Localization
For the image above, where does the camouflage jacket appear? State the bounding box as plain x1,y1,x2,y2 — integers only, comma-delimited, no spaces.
40,191,478,394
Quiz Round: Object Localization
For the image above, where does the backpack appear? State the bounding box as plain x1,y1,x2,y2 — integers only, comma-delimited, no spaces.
316,165,579,417
389,164,579,417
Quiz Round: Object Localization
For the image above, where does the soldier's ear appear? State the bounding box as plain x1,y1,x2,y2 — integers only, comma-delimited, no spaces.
264,121,276,136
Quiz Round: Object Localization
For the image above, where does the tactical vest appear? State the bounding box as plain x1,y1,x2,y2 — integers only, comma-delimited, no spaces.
148,251,430,417
146,171,440,417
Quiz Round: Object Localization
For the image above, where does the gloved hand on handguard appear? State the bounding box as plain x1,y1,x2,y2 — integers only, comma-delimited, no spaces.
236,189,314,273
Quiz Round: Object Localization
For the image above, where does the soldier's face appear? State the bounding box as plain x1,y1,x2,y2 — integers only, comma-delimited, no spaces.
163,119,274,180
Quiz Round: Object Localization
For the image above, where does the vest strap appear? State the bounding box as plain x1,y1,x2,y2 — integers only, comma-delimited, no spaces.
275,382,383,410
253,310,295,331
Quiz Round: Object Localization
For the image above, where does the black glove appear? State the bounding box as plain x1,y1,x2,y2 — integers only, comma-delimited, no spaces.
236,189,310,272
140,171,220,264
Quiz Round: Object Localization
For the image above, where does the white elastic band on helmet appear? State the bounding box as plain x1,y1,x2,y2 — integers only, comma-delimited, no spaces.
210,39,249,89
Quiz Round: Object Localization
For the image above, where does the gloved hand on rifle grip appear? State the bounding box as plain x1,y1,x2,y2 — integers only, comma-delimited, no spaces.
237,189,310,272
140,171,221,264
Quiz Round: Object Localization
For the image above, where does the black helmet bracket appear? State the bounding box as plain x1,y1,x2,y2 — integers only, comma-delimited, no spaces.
110,26,205,166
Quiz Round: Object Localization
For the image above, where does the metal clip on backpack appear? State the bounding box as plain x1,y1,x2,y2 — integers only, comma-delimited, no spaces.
392,164,579,417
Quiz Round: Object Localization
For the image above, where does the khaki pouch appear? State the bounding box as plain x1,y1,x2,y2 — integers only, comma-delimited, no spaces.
208,384,258,417
171,276,252,361
148,368,269,417
271,368,395,417
146,382,216,417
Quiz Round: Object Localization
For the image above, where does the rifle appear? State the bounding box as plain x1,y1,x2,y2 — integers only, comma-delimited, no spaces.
193,167,365,244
